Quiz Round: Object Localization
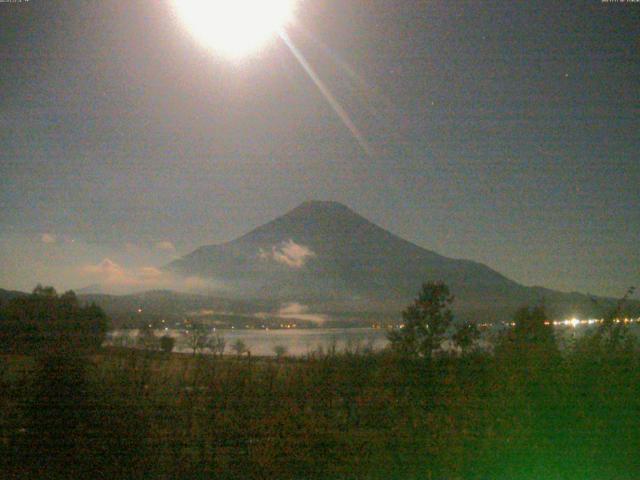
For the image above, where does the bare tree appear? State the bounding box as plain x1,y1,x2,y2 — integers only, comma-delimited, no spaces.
208,333,227,357
186,321,209,356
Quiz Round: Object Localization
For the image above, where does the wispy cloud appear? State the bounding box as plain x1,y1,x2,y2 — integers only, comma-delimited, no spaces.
258,239,315,268
276,302,328,324
81,258,126,278
155,241,177,253
41,233,57,244
78,258,219,293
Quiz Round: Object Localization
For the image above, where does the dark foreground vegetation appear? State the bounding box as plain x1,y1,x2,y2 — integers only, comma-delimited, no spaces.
1,286,639,479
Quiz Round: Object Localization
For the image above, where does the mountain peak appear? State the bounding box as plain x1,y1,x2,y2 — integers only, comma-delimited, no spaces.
275,201,375,233
232,200,372,244
291,200,352,213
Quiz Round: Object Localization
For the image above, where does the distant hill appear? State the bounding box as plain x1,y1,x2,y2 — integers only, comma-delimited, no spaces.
75,284,107,295
0,288,27,303
168,201,639,323
0,287,279,328
77,290,266,316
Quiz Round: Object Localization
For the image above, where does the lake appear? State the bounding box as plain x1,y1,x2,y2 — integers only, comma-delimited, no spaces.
107,327,390,357
106,323,640,357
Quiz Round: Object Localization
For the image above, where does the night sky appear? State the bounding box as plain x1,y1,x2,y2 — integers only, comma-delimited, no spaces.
1,0,638,296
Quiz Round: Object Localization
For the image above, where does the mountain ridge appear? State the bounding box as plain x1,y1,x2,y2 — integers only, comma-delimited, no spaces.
167,201,636,322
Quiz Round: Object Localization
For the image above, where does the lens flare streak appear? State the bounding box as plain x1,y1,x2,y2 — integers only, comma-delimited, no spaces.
279,30,373,157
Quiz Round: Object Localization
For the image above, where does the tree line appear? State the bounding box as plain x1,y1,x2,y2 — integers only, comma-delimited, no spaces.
0,285,107,355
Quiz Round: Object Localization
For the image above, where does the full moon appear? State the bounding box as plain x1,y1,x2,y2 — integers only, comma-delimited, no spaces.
171,0,296,58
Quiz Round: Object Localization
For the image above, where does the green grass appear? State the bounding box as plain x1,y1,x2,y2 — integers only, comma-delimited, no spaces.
1,343,639,479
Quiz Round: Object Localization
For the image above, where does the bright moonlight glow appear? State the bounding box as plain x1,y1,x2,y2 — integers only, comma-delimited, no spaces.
172,0,295,57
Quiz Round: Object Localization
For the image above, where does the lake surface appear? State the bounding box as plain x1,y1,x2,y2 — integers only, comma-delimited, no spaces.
107,328,390,357
106,323,640,357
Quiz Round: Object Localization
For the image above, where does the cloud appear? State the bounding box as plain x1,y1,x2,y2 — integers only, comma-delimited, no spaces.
81,258,125,277
41,233,57,244
278,302,309,316
155,241,176,253
276,302,328,325
188,309,216,317
138,266,164,279
78,258,220,293
258,239,315,268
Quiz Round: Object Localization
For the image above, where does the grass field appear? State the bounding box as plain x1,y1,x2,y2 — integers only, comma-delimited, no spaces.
1,339,640,479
